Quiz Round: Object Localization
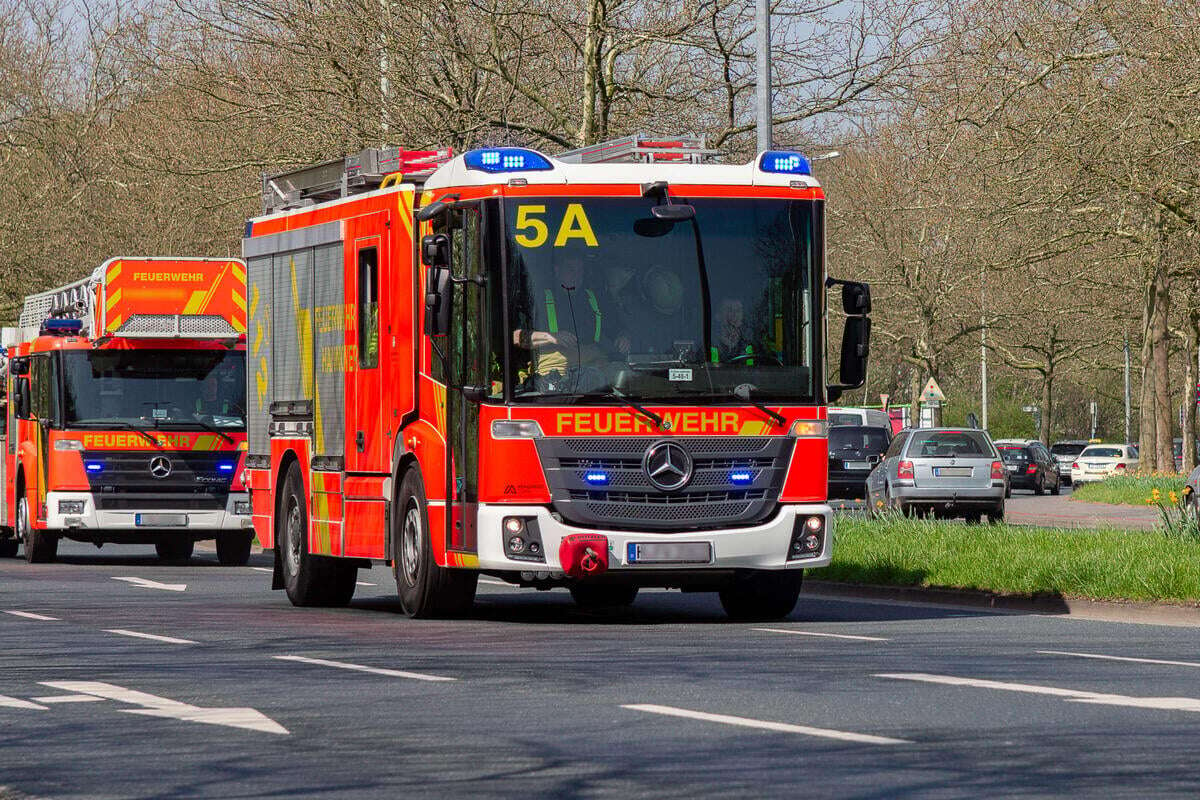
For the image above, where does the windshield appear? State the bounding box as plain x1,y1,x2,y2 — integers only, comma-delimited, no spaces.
908,431,994,458
61,350,245,429
1081,446,1122,458
1050,443,1086,457
830,426,889,454
828,412,862,426
502,197,820,403
999,446,1030,463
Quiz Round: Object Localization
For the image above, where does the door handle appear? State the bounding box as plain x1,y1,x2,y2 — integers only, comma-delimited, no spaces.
356,431,365,452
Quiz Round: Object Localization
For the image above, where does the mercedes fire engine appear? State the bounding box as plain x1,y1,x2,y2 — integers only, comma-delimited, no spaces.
244,135,871,619
0,258,253,564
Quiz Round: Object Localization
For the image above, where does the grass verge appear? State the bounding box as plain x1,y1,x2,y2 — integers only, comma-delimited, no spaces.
1070,474,1186,505
825,515,1200,603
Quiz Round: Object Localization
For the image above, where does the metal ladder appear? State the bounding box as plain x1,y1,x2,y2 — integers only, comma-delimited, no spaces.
18,271,98,335
558,134,723,164
261,146,453,214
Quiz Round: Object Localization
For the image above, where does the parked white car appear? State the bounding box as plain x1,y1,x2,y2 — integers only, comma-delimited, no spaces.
829,407,892,429
1070,444,1139,484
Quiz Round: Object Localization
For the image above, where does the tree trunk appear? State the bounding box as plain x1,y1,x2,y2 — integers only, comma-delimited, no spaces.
1152,255,1173,472
1182,314,1197,474
1040,371,1052,444
1138,283,1157,472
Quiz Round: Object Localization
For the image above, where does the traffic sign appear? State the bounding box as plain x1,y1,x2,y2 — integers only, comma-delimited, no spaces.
920,377,946,404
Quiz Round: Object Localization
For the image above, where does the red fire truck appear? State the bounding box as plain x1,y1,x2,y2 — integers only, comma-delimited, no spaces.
0,258,253,564
244,136,870,619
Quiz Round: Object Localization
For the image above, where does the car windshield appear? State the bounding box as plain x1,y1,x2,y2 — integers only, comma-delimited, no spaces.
828,412,862,426
1081,446,1123,458
998,446,1029,462
1051,443,1087,456
503,197,820,403
830,426,889,454
61,349,246,428
908,431,993,458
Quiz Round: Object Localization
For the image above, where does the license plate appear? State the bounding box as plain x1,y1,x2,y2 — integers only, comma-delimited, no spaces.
843,461,870,470
1007,465,1018,472
627,542,712,565
136,513,188,527
1087,463,1106,470
935,467,972,477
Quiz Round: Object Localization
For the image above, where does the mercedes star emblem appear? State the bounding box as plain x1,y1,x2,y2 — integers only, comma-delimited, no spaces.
149,456,172,479
642,440,693,492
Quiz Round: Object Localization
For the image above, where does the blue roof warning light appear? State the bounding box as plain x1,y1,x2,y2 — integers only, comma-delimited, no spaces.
758,151,812,176
464,148,554,174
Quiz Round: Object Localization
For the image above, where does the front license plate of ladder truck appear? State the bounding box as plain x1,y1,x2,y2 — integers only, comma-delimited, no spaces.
627,542,713,565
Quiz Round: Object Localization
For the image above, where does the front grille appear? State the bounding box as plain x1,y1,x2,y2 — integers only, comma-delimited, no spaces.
95,493,227,511
537,437,793,531
83,450,234,510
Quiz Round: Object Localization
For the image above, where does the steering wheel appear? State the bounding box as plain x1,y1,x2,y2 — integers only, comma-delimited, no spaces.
724,352,784,367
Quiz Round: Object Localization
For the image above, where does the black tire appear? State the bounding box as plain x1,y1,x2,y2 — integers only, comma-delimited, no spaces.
278,462,356,607
20,496,57,564
570,583,639,609
1050,475,1061,496
963,510,983,524
987,503,1005,524
719,570,804,621
216,532,254,566
155,538,194,563
393,468,477,618
1034,475,1045,496
0,537,18,558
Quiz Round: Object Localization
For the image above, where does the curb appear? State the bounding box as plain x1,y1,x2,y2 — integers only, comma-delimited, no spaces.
804,579,1200,628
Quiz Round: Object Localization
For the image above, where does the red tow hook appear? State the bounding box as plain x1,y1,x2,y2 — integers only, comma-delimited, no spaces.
559,533,609,579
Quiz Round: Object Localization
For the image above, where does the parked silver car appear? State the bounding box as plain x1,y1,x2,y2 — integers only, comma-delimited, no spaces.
866,428,1007,523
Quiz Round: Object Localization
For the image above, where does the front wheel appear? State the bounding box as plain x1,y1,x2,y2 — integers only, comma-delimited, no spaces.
719,570,803,621
393,468,477,618
155,538,194,563
570,583,639,609
1050,476,1061,496
21,497,57,564
216,532,254,566
278,462,356,607
1034,476,1045,496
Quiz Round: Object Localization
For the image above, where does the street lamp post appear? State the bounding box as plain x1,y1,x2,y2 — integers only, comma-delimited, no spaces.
756,0,771,153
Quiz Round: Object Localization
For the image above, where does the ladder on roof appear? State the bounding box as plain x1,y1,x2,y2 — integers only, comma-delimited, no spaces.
261,146,453,214
557,134,723,164
18,271,99,335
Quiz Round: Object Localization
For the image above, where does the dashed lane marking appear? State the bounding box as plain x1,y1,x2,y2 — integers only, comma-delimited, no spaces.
877,672,1200,713
30,695,105,704
0,696,48,711
1039,650,1200,669
754,627,889,642
622,704,910,745
250,567,273,573
4,611,59,621
273,655,456,682
105,629,198,645
112,577,186,592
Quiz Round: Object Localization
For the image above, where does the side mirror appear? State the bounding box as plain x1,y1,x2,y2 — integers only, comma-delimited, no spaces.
837,316,871,388
424,267,452,337
840,281,871,315
421,233,450,268
415,201,447,223
15,378,30,420
10,356,28,376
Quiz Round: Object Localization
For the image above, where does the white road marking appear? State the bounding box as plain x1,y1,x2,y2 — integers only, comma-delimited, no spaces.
251,567,273,573
754,627,889,642
105,629,197,645
30,695,105,704
478,579,513,587
355,581,377,587
112,577,186,592
1039,650,1200,669
40,681,288,735
4,611,60,621
877,672,1200,713
273,655,456,682
622,704,910,745
0,695,48,711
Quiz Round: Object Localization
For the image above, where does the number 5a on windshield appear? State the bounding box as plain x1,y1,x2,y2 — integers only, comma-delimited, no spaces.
513,204,598,248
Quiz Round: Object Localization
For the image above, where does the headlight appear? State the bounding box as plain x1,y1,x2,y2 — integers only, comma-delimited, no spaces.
790,419,828,438
491,420,544,439
54,439,84,451
233,501,252,516
58,500,85,514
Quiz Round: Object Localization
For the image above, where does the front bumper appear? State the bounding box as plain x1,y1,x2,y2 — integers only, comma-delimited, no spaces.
475,504,832,572
891,485,1005,507
45,491,252,533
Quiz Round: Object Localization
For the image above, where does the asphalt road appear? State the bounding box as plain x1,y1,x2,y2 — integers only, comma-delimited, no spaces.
4,541,1200,798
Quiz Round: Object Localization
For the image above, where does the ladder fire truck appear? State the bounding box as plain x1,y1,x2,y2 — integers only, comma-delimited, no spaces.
244,135,871,619
0,258,254,564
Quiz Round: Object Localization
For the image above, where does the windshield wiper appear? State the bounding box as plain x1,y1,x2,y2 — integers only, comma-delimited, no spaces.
88,420,160,446
579,388,667,431
180,415,235,444
733,383,787,428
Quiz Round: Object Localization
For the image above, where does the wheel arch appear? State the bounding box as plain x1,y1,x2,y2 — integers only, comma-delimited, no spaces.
270,449,301,590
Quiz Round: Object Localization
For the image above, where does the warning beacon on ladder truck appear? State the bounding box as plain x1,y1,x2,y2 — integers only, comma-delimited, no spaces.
243,134,871,619
0,258,253,564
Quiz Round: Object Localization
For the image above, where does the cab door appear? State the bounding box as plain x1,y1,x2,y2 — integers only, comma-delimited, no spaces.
346,214,388,474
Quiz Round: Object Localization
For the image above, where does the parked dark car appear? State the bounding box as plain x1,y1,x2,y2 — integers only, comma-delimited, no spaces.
996,441,1061,495
828,425,891,500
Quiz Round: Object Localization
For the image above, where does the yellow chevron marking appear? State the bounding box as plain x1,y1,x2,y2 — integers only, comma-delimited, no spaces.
232,263,246,283
182,290,207,315
232,290,246,312
197,263,231,315
106,262,122,283
108,314,123,331
448,553,480,568
231,317,246,333
738,421,770,436
105,288,122,312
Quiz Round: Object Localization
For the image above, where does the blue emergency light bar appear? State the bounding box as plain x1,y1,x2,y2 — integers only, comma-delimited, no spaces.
584,471,610,485
729,471,754,485
85,462,104,473
464,148,554,174
40,318,83,336
218,463,235,473
758,151,812,176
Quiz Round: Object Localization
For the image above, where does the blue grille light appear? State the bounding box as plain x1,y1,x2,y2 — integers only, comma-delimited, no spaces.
584,471,610,485
729,471,753,485
218,463,235,472
758,151,812,176
464,148,554,173
85,462,104,473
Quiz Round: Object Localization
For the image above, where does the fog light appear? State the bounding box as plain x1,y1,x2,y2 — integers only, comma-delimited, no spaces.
528,541,542,555
58,500,85,514
504,517,525,534
234,501,252,516
803,533,821,551
805,515,823,532
507,536,526,553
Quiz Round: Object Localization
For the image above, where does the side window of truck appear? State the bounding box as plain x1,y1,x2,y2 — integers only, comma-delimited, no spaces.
30,356,52,421
357,246,379,369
